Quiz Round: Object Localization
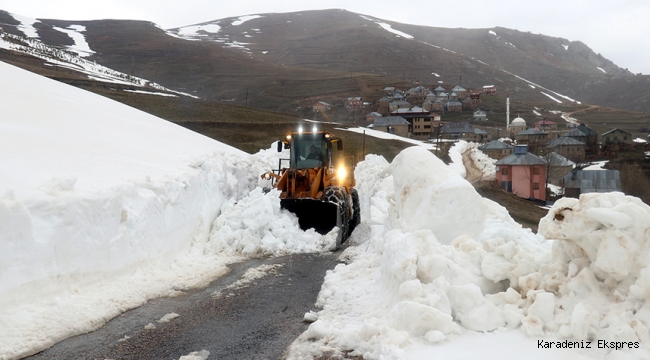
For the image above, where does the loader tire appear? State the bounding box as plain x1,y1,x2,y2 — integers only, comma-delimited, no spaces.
323,186,350,248
349,188,360,237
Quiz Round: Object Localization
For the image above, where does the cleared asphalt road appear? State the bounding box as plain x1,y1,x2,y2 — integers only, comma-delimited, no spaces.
26,252,341,360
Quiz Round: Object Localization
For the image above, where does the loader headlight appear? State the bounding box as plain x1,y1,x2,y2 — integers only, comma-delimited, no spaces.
338,166,347,179
286,134,292,140
261,172,272,180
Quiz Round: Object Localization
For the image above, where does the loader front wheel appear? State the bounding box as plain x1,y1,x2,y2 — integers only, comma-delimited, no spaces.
323,186,350,248
349,188,360,237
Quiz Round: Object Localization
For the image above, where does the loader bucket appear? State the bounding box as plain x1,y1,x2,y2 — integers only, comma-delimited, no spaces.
280,198,340,236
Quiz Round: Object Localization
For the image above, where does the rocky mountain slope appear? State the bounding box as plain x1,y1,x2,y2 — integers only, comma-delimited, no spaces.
1,9,649,113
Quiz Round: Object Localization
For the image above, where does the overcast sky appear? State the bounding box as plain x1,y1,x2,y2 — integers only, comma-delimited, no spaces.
3,0,650,74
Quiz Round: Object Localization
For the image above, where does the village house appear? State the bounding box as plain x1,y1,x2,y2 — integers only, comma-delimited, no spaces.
563,169,621,198
389,100,411,113
366,112,382,123
602,128,633,145
546,136,586,162
372,116,410,138
446,98,463,112
451,85,467,99
515,128,548,152
544,152,575,186
482,85,497,95
440,122,490,142
405,86,431,103
576,124,599,151
462,98,475,111
562,128,588,144
495,145,547,201
478,140,514,159
533,119,558,131
391,106,440,140
473,110,487,121
469,92,481,104
434,86,446,96
431,99,445,113
377,97,392,115
345,97,363,111
312,101,330,112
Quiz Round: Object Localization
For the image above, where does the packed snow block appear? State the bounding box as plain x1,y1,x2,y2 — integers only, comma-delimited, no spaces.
537,191,650,342
527,291,555,323
206,188,336,256
388,301,458,336
448,284,506,332
540,192,650,288
389,147,488,244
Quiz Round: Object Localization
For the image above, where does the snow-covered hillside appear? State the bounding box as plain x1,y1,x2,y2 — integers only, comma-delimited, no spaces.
0,14,196,97
2,58,650,360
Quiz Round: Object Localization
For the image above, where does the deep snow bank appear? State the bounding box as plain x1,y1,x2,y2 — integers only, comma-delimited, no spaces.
288,147,650,359
0,61,282,359
286,147,551,359
534,193,650,342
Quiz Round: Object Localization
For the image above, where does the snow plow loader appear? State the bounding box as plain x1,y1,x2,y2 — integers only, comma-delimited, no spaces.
261,128,360,248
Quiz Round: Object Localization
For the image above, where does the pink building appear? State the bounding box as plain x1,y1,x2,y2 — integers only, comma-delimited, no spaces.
495,145,547,201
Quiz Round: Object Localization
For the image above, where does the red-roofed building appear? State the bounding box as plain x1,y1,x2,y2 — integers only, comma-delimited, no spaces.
313,101,330,112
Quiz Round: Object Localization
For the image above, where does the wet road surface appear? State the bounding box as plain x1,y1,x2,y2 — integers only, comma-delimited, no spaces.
26,252,341,360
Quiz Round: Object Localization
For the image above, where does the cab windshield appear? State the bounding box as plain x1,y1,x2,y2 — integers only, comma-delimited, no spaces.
290,133,328,169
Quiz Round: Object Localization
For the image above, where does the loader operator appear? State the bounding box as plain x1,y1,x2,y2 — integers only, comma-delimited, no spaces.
306,145,321,161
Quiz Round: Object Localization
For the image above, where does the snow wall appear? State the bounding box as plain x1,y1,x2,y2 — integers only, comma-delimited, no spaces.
0,61,283,358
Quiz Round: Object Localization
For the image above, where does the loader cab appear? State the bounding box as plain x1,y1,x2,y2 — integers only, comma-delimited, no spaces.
286,132,337,170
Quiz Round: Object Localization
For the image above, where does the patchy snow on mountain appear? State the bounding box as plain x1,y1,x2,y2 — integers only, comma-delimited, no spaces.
52,25,95,57
598,67,607,73
0,30,196,97
541,91,563,103
123,89,178,97
232,15,263,26
359,15,414,39
503,70,581,105
377,22,414,39
177,23,222,37
10,13,41,39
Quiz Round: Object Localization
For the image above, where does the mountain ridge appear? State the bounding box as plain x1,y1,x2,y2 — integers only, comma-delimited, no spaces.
1,9,649,113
